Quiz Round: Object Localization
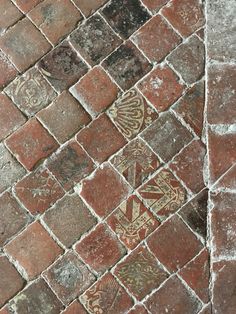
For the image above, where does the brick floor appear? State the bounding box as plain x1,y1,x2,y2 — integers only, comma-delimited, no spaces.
0,1,235,313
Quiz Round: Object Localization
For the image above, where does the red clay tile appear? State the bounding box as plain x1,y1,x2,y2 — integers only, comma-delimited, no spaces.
73,0,108,17
77,114,127,163
5,118,59,171
173,80,205,137
0,0,23,33
0,256,25,307
37,91,91,143
128,305,148,314
15,168,65,215
28,0,82,45
199,304,212,314
114,246,168,300
13,0,43,13
0,51,18,89
111,138,160,188
214,164,236,190
0,18,50,72
0,93,26,141
70,66,119,117
47,140,95,191
147,215,203,272
142,0,168,13
145,276,202,314
107,88,158,140
133,15,181,63
107,195,159,249
138,65,185,112
76,223,126,274
138,169,186,221
167,35,205,84
5,222,63,279
43,194,97,247
5,67,57,117
179,249,210,303
0,192,28,246
170,140,206,193
80,163,130,218
162,0,205,37
44,252,95,304
61,301,87,314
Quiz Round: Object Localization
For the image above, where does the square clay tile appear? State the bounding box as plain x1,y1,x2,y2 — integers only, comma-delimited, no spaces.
69,14,122,66
79,163,130,218
12,0,43,13
0,18,51,72
138,65,185,112
28,0,82,45
5,222,63,279
0,0,23,33
0,143,26,193
62,301,87,314
43,194,97,247
80,273,133,313
102,41,152,90
0,93,26,141
5,67,57,117
101,0,150,39
114,246,168,300
147,215,203,272
132,15,181,63
46,140,95,191
107,195,159,249
15,168,65,215
213,164,236,191
107,88,158,140
138,168,186,221
76,114,127,163
161,0,205,37
76,223,126,274
5,118,59,171
38,42,88,92
70,66,119,117
111,138,160,188
141,112,193,162
142,0,168,13
0,50,18,89
37,91,91,143
43,252,96,304
73,0,108,17
128,305,148,314
0,192,28,246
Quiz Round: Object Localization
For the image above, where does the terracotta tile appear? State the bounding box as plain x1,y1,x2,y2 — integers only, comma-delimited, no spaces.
162,0,205,37
15,168,65,215
128,305,148,314
170,140,206,193
70,66,119,117
138,65,185,112
214,164,236,191
0,256,25,307
0,50,18,89
73,0,108,17
5,222,63,279
61,301,87,314
0,93,26,141
76,223,126,274
43,194,97,247
133,15,181,63
0,18,51,72
145,276,202,314
107,195,159,249
0,0,23,33
102,0,150,39
5,67,57,117
107,88,158,140
103,41,152,90
47,140,95,191
70,14,121,66
138,169,186,221
28,0,82,45
141,112,193,162
5,118,59,171
147,215,203,272
0,192,28,246
80,273,133,313
142,0,168,13
80,163,130,218
38,42,88,92
44,252,95,304
37,91,91,143
199,304,212,314
111,138,160,188
114,246,168,300
13,0,43,13
76,114,127,163
167,35,205,84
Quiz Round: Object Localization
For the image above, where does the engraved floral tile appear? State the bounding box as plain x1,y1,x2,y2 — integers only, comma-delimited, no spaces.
107,88,158,140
